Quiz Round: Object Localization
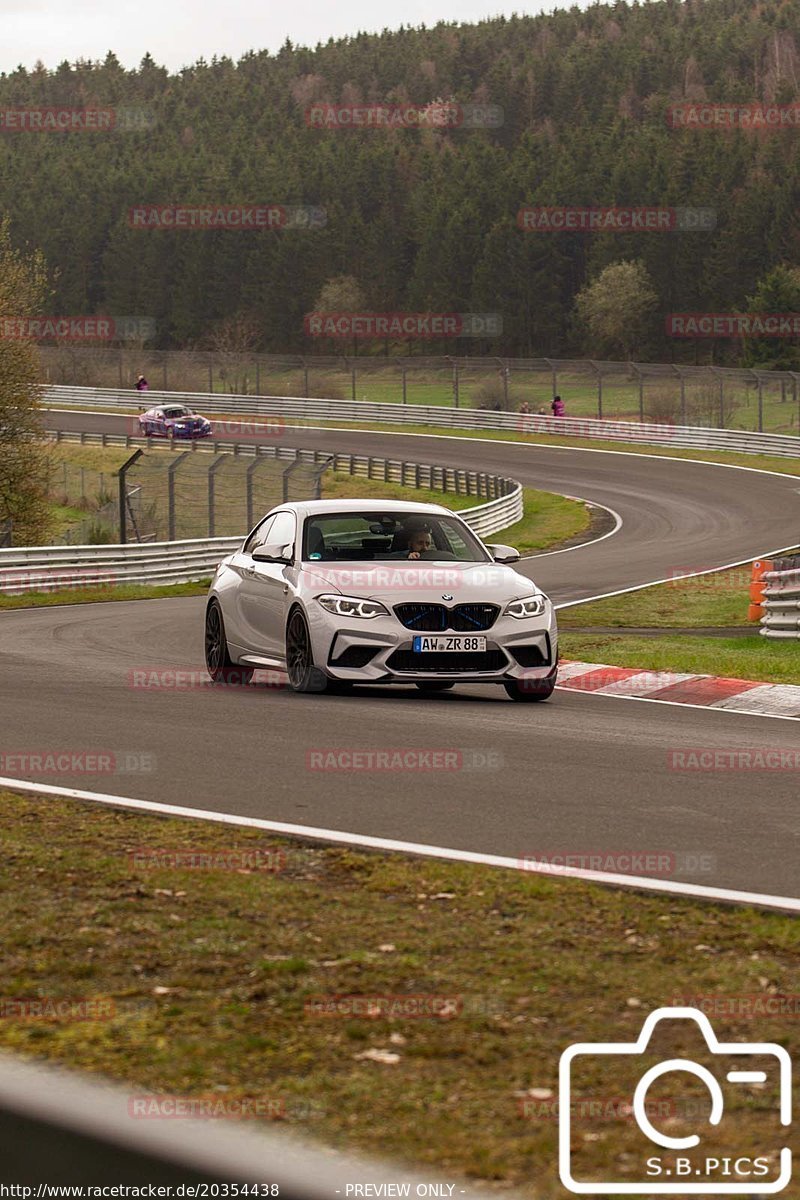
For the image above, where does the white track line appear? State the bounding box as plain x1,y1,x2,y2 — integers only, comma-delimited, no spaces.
554,544,800,610
521,501,623,560
1,776,798,914
553,686,800,722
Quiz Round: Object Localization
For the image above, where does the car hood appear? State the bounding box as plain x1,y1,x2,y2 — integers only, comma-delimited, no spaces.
299,561,543,605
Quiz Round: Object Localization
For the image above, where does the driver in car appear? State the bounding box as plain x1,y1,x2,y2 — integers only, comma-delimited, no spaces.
406,527,433,559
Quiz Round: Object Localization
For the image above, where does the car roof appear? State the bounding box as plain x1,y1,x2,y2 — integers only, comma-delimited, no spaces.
281,499,454,517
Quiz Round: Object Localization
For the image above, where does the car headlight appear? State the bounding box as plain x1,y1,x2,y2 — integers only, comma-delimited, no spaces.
317,594,389,619
504,594,547,619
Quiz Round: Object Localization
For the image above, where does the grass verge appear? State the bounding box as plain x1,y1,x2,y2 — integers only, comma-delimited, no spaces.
558,563,759,629
0,581,211,611
558,561,800,685
559,633,800,685
0,791,795,1194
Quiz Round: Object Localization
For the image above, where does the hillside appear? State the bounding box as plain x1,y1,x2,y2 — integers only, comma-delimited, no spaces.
1,0,799,357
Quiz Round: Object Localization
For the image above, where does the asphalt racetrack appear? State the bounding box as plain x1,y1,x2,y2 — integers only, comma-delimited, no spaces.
1,409,798,904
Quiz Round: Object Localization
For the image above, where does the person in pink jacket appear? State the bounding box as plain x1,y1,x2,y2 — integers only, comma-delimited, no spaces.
551,394,565,416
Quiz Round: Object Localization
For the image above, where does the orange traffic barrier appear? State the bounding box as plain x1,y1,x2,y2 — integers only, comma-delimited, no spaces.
748,560,773,622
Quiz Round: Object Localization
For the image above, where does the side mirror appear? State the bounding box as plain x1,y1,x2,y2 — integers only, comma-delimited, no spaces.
486,543,520,564
252,543,293,564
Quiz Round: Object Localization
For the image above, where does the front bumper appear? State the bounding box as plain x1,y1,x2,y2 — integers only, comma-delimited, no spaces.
172,426,212,438
307,606,558,685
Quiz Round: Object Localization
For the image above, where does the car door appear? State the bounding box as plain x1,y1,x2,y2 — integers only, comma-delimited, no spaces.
235,511,297,658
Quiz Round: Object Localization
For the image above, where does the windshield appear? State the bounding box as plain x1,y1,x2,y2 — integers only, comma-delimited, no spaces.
163,407,192,418
302,511,490,563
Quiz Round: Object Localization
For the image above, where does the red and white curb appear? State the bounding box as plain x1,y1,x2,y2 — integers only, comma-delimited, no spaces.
556,660,800,718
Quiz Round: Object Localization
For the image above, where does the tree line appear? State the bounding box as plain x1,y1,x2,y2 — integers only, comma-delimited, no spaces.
0,0,798,364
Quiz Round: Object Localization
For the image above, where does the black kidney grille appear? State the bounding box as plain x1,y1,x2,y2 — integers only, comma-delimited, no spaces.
449,604,500,631
394,603,499,632
393,604,448,631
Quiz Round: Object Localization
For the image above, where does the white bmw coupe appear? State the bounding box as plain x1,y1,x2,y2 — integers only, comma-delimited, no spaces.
204,500,558,701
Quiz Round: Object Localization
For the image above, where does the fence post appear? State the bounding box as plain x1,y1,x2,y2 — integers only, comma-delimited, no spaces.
208,454,228,538
351,365,357,403
246,458,262,530
676,367,686,425
719,375,725,428
117,449,143,544
757,377,764,432
592,360,604,422
281,460,302,503
208,363,213,393
310,457,334,499
303,361,309,398
402,368,407,405
167,451,191,541
453,363,459,408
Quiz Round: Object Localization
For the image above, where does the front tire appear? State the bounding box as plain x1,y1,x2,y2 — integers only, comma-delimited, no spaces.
503,670,557,703
286,609,328,693
205,601,253,685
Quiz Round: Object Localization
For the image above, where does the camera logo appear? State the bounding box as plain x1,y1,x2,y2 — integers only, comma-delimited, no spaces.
559,1007,792,1194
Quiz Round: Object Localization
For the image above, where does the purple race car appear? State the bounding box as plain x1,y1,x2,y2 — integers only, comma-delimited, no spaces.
138,404,212,439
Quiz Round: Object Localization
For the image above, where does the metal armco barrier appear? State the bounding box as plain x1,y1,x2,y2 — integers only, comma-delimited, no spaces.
750,554,800,638
44,384,800,457
0,1051,494,1195
1,438,522,593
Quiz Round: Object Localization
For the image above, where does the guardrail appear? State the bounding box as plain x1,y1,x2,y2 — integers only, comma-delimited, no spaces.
749,554,800,638
44,384,800,457
1,1050,494,1194
1,436,522,593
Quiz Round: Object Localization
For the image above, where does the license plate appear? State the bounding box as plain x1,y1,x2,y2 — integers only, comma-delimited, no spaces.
412,635,487,653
